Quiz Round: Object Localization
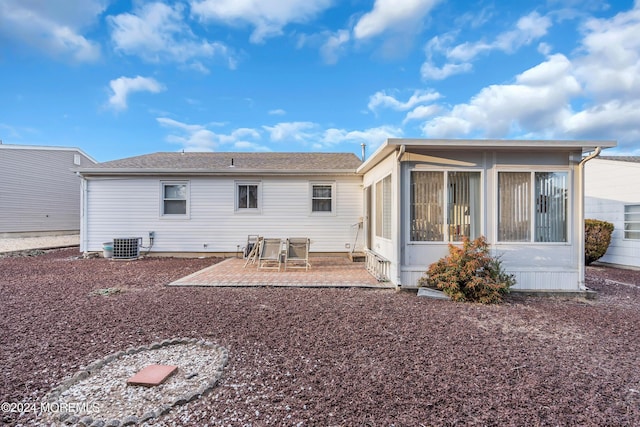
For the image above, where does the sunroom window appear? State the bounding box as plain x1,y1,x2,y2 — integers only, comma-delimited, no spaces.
375,175,392,239
410,171,481,242
498,171,568,242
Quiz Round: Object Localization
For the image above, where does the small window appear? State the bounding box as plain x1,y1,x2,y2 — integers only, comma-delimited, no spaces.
375,175,392,239
624,205,640,240
162,182,188,216
236,182,260,212
311,183,334,213
73,154,81,165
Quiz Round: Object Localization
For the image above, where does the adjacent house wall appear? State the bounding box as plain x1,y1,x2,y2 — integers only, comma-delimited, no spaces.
81,175,363,254
585,159,640,268
0,145,96,236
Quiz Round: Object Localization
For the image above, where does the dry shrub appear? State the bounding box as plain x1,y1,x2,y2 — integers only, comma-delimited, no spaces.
418,236,515,304
585,219,614,265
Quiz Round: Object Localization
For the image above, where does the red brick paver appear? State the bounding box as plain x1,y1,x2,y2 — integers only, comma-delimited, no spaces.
168,257,392,288
127,364,178,387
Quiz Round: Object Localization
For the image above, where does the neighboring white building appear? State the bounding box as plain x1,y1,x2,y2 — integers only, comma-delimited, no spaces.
77,139,617,292
0,144,97,237
76,152,365,256
585,156,640,268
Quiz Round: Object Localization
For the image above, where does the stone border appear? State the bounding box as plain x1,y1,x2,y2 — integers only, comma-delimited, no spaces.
44,338,228,426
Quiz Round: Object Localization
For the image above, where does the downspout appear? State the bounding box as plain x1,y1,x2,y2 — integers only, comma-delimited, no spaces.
394,145,406,288
577,147,601,290
80,176,89,255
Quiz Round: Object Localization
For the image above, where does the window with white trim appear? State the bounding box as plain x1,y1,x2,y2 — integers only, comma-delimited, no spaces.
161,181,188,216
375,175,392,239
236,182,260,212
498,171,568,242
410,171,481,242
624,205,640,240
311,182,335,213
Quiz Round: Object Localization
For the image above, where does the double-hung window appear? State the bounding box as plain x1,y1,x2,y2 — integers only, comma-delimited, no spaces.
498,171,568,242
410,171,481,242
311,182,335,213
624,205,640,240
161,181,189,216
236,182,260,212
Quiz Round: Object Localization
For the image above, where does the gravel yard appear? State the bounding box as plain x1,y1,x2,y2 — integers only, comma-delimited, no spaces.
1,248,640,426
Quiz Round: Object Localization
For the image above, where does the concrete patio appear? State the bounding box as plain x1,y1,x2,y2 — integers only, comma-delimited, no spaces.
168,256,394,288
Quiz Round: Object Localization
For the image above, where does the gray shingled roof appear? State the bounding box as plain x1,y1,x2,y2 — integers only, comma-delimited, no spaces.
598,156,640,163
80,152,362,173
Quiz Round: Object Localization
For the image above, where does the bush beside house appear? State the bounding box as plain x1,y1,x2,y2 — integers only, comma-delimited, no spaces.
418,236,515,304
585,219,614,265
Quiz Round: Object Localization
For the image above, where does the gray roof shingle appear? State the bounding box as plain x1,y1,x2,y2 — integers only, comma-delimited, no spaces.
81,152,362,173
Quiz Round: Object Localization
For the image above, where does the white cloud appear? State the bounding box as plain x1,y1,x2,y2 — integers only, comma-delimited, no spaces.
320,125,403,151
421,11,552,81
157,118,264,151
353,0,442,40
268,109,287,115
108,76,166,111
368,89,441,112
263,122,318,142
108,2,235,71
320,30,350,65
403,104,440,124
422,54,580,138
190,0,333,43
0,0,104,62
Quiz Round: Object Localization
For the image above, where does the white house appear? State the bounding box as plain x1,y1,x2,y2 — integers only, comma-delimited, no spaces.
0,143,97,237
358,139,615,292
585,156,640,268
77,138,616,292
76,152,365,256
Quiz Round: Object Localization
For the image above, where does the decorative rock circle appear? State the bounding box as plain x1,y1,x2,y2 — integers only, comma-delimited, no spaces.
42,338,228,426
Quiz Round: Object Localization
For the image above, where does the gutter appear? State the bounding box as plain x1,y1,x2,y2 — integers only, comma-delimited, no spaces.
577,147,602,290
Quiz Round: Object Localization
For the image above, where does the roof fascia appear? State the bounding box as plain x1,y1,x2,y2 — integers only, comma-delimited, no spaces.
0,143,98,164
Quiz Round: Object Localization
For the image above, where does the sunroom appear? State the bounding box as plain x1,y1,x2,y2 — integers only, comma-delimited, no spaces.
358,138,616,292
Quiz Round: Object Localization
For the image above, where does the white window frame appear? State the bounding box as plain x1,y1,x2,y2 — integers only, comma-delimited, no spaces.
235,181,262,214
160,181,190,218
408,168,484,243
496,169,571,244
624,204,640,240
309,182,336,215
375,174,392,240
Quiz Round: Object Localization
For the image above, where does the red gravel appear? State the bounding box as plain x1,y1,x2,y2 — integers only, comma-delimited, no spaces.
1,249,640,426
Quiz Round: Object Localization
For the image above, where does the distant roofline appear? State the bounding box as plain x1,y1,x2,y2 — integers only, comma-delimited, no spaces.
0,143,98,164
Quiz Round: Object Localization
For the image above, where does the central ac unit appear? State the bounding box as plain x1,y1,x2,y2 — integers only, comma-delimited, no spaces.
113,237,142,259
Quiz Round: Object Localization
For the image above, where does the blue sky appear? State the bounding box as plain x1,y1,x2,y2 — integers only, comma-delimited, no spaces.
1,0,638,162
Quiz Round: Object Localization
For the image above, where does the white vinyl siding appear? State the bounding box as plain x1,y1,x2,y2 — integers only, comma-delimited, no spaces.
83,176,363,253
498,171,568,243
624,205,640,240
410,171,481,242
0,146,96,234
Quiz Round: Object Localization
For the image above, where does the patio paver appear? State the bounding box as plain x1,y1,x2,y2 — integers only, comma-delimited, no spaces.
168,257,393,288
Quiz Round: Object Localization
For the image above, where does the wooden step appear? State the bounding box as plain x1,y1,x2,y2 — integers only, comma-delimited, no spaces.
348,252,366,262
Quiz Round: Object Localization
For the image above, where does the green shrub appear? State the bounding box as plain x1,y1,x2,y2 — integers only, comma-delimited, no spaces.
585,219,614,265
418,236,515,304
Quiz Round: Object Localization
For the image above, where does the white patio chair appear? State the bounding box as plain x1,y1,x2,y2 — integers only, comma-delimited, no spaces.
258,238,283,271
284,238,311,271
